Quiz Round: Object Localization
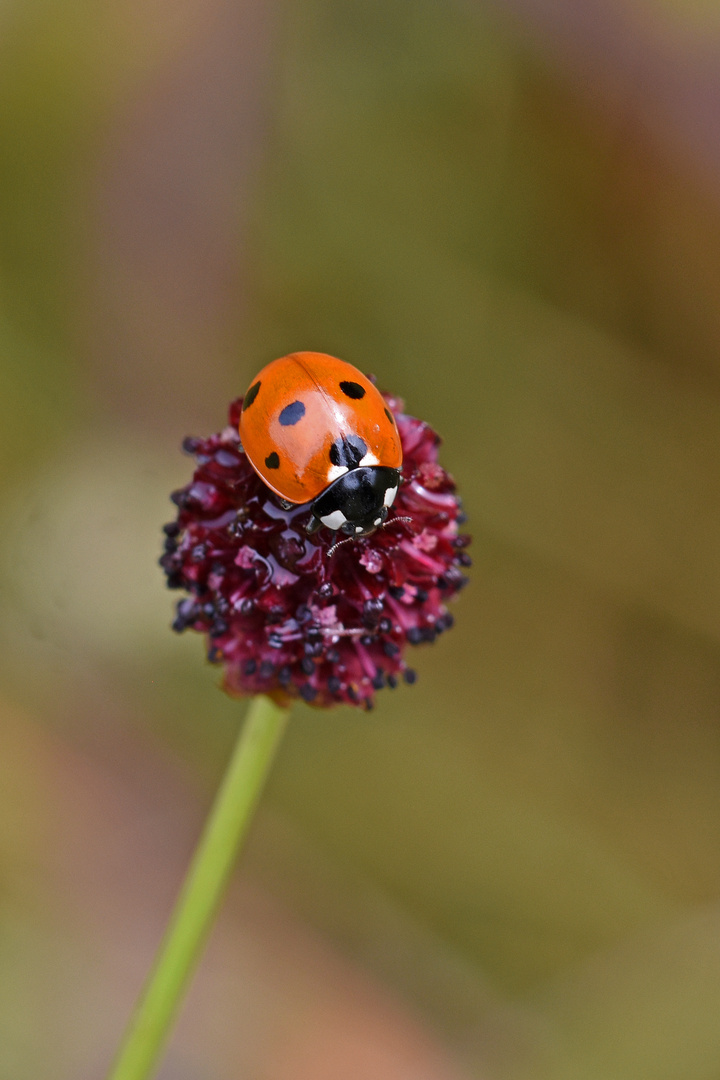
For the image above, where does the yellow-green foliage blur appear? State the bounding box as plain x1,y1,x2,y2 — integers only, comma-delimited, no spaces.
2,0,720,1077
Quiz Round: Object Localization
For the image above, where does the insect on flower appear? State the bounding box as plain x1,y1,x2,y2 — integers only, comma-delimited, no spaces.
161,353,470,710
239,353,403,539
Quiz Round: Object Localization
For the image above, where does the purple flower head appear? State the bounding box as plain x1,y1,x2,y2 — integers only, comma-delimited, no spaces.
161,389,470,710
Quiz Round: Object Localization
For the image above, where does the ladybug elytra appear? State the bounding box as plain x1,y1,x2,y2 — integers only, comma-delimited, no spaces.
238,352,402,537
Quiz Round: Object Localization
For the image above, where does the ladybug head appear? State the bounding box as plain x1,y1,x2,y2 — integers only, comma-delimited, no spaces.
309,466,400,538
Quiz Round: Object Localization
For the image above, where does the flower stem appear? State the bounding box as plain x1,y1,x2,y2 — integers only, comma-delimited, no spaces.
107,694,290,1080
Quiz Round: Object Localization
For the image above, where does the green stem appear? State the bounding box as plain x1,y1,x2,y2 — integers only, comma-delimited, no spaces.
107,694,290,1080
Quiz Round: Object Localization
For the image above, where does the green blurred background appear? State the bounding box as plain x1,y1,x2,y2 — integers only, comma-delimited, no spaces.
3,0,720,1076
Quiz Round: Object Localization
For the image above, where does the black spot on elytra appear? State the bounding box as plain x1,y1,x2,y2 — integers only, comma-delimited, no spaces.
329,435,367,469
243,381,261,410
278,400,305,426
384,407,394,425
340,380,366,400
265,452,280,469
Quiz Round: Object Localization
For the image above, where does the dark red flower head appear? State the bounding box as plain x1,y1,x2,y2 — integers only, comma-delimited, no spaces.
160,390,470,710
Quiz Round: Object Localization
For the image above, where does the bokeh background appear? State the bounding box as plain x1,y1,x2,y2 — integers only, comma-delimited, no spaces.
3,0,720,1076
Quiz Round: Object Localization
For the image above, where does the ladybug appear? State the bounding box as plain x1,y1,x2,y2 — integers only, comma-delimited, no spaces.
238,352,403,537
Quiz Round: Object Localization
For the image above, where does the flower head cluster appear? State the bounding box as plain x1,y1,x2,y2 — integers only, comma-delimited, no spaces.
160,391,470,710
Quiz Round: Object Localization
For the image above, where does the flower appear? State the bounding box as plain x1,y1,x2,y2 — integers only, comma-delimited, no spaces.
160,390,470,710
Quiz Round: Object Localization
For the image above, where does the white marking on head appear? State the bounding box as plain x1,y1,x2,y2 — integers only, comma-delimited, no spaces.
326,464,349,483
374,517,382,526
320,509,347,531
383,485,398,507
359,451,379,467
355,526,364,534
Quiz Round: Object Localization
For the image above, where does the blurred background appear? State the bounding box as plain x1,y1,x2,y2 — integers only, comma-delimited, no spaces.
2,0,720,1076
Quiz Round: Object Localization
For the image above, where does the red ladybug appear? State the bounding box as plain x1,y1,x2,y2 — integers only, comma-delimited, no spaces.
238,352,402,537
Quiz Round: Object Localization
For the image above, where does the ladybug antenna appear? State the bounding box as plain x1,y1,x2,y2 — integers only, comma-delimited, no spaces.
327,516,414,557
326,535,357,558
383,516,413,528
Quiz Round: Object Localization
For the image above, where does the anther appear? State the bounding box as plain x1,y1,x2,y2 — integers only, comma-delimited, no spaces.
182,436,202,455
362,598,384,626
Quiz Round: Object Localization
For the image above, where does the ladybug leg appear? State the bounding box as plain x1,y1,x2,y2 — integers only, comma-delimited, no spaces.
306,515,322,535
